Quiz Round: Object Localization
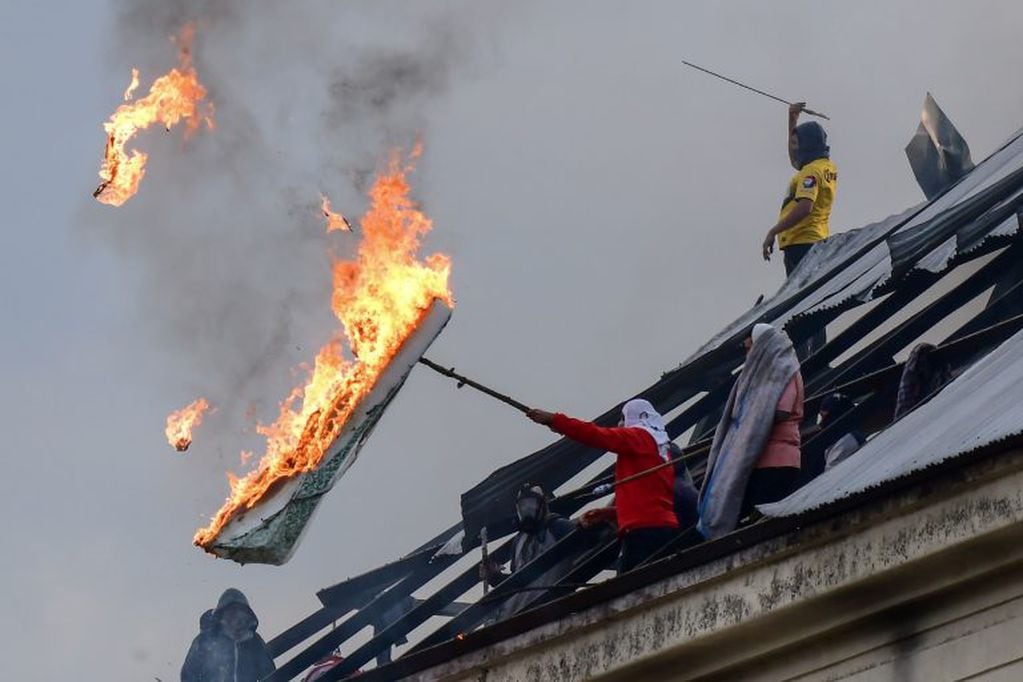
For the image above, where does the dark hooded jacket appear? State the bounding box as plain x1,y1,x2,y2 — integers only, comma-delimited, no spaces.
181,589,276,682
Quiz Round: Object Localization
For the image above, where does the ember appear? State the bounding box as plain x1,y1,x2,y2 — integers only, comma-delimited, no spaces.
166,398,212,452
194,147,453,559
321,194,353,232
94,23,213,206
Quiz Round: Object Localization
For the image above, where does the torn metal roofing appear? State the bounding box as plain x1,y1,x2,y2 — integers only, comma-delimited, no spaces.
906,93,976,200
760,325,1023,518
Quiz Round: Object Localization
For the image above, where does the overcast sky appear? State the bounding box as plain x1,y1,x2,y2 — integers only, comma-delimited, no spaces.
2,1,1022,679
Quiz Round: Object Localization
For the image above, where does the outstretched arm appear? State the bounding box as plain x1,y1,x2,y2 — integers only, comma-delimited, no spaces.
527,409,651,454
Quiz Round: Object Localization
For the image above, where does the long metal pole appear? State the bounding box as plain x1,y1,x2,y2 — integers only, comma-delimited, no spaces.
681,59,830,120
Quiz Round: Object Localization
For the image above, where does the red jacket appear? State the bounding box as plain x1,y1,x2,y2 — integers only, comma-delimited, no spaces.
551,414,678,535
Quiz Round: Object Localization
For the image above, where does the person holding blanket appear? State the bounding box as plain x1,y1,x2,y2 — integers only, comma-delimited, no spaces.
527,399,678,573
698,323,803,539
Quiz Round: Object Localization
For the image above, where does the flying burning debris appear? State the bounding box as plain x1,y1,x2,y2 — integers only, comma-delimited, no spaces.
166,398,212,452
194,148,453,563
94,23,214,206
321,194,353,232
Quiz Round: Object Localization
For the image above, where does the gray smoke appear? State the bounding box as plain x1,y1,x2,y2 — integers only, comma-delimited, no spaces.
90,1,494,441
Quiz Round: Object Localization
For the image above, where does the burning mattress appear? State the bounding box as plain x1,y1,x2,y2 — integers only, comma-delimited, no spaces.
202,300,450,565
192,147,452,565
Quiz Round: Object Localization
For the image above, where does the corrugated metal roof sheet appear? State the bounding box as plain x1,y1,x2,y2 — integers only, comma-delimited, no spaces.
760,326,1023,518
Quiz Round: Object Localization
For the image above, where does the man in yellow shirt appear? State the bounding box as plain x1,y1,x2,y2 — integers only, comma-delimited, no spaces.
761,103,837,274
761,102,837,359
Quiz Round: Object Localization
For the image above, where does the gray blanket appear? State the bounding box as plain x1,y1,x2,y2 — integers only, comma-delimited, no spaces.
698,326,800,539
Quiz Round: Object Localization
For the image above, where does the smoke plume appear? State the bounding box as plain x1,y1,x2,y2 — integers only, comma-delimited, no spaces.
89,2,494,449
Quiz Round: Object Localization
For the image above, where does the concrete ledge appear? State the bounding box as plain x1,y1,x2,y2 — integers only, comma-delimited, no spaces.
412,448,1023,681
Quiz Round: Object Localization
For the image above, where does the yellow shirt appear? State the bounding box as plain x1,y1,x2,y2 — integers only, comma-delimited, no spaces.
777,157,837,249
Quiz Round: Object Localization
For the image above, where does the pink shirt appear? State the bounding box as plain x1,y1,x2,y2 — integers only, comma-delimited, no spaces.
756,373,803,469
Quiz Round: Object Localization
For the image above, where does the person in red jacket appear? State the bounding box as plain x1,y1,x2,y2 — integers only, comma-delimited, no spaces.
527,398,679,573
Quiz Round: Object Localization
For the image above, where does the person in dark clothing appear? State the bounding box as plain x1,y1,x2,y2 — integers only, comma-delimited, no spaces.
481,484,576,585
181,611,219,682
181,588,276,682
894,343,952,420
670,442,700,529
480,484,577,620
819,393,868,471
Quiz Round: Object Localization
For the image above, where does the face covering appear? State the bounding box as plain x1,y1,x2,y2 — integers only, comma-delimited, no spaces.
622,398,670,459
220,606,256,642
516,496,543,532
793,121,830,168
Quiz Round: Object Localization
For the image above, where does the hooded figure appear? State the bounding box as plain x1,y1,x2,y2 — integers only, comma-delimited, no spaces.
791,121,830,169
181,589,276,682
698,324,802,539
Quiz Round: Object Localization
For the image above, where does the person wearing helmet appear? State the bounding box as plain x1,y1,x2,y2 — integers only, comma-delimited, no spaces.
479,484,576,620
527,399,678,573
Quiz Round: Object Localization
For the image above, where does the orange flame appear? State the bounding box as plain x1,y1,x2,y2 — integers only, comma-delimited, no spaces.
94,23,214,206
321,194,353,232
123,68,140,101
194,148,452,547
166,397,212,452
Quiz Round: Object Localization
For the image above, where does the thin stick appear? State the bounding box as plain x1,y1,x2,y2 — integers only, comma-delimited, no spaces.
681,59,830,120
418,357,531,414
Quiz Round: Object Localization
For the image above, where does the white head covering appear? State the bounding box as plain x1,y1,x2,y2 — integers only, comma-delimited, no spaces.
751,323,774,346
622,399,670,458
